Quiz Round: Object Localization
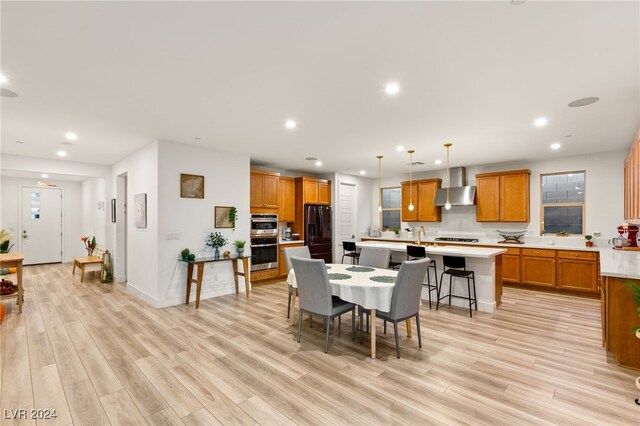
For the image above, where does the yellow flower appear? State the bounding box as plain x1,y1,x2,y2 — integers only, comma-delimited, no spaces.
0,229,11,245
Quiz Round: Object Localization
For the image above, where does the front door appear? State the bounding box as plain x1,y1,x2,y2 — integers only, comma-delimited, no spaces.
21,187,63,265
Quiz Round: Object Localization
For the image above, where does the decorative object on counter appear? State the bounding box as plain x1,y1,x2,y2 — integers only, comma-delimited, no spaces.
443,143,453,210
234,240,246,256
81,235,97,255
556,230,569,237
0,229,14,253
215,206,236,229
394,228,400,237
181,248,191,261
407,149,415,212
585,234,594,247
609,234,631,248
614,223,639,248
223,250,231,258
497,230,526,244
376,155,383,212
206,231,228,259
180,173,205,199
111,198,116,223
100,250,113,283
406,228,414,239
135,193,147,228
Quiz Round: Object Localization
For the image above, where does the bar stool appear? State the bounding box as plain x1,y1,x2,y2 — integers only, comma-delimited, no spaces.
341,241,360,264
436,256,477,317
406,245,438,308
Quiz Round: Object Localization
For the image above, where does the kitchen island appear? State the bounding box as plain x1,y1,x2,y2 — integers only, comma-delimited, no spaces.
355,241,506,313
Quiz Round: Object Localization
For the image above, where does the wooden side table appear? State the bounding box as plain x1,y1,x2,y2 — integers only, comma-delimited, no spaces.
0,253,24,314
182,255,252,309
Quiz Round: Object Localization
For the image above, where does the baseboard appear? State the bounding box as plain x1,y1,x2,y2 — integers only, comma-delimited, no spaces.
115,275,127,283
126,283,160,307
157,285,244,308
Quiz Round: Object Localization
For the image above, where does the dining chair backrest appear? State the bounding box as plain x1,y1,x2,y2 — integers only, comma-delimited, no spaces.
284,246,311,272
443,255,466,270
290,257,332,316
358,247,391,269
342,241,357,252
387,258,430,320
406,245,426,260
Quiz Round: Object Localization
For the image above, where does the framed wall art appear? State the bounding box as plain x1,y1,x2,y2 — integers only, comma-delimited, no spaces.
214,206,235,229
135,193,147,228
180,173,204,199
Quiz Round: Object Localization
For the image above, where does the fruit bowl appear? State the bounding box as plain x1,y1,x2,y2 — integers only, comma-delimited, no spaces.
497,230,527,244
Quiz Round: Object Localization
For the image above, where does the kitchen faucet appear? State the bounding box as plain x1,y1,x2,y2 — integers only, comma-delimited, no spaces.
415,226,425,245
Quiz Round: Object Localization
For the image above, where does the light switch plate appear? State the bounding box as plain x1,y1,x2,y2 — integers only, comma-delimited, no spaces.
166,232,181,240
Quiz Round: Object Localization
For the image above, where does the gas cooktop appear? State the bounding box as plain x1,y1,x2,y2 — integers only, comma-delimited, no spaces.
434,237,479,243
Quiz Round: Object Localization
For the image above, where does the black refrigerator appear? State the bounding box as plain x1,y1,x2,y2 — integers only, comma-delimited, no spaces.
304,204,332,263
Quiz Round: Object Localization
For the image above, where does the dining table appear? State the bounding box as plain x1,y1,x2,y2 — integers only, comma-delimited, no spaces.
287,262,410,359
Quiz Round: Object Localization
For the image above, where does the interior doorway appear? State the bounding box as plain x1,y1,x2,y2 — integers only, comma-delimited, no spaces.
115,173,128,282
337,181,357,262
19,186,63,265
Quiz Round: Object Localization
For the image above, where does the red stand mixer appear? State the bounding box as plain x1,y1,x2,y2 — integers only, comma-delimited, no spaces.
611,224,639,249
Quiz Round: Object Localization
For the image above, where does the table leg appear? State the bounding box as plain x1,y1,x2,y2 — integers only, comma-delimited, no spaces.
406,319,412,338
242,258,250,298
371,309,376,359
195,263,204,309
72,261,76,275
80,264,85,283
289,288,297,327
232,260,239,294
185,263,194,305
16,261,23,314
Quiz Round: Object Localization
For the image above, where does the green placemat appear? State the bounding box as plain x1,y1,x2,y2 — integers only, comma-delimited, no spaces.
346,266,375,273
328,273,352,280
325,265,331,270
369,275,396,284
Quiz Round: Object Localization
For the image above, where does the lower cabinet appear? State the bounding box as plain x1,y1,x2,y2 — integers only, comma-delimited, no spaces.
279,243,304,277
521,256,556,288
602,276,640,369
502,254,521,283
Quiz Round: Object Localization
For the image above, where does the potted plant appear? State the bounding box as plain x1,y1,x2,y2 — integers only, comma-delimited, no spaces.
206,232,228,259
556,230,569,237
234,240,246,256
394,228,400,238
585,234,594,247
0,229,14,254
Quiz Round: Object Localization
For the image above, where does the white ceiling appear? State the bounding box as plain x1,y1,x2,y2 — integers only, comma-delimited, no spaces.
1,1,638,177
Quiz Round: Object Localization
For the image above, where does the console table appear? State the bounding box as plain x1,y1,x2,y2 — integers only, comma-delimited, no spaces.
180,255,251,309
0,253,24,314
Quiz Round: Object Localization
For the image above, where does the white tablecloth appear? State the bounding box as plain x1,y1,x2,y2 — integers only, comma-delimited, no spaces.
286,263,397,311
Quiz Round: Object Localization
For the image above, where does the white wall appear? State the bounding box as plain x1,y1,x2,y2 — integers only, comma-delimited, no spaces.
109,142,159,305
370,149,627,243
0,177,84,261
157,141,250,307
81,177,107,244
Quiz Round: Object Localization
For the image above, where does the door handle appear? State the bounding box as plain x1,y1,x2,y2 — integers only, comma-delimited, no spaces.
22,230,29,239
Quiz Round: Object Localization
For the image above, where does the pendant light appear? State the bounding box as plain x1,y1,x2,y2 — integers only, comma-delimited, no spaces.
377,155,383,212
407,150,415,211
444,143,452,210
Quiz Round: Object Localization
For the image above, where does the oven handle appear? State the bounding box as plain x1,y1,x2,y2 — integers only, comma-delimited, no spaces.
250,219,278,223
250,243,278,248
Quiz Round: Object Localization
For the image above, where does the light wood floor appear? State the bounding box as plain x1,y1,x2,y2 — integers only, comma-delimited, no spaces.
1,263,639,425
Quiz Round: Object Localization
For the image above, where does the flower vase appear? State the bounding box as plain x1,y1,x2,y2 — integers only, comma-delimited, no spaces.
214,248,220,259
237,248,245,257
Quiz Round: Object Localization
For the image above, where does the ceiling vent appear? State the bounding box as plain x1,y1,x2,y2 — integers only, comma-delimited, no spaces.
408,161,425,166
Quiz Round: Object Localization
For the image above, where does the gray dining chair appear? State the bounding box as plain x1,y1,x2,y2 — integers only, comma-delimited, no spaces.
358,247,391,269
284,246,311,319
359,257,430,358
291,257,356,353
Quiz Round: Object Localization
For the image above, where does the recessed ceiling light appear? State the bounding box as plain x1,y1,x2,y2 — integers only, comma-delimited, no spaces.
16,140,24,144
359,170,366,175
565,135,572,138
194,137,201,140
396,145,405,152
41,174,48,178
534,117,548,127
385,82,400,96
435,159,442,165
315,161,322,167
568,97,599,108
0,88,18,98
305,156,317,161
285,120,297,129
56,150,67,157
0,74,6,85
550,143,561,150
65,132,78,141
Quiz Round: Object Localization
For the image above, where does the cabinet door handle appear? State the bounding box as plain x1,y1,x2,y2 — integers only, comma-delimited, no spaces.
558,261,561,263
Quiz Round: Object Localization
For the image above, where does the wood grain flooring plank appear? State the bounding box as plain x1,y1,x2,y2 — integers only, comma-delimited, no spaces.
145,407,185,426
99,388,147,426
107,356,168,417
64,379,110,426
31,364,73,426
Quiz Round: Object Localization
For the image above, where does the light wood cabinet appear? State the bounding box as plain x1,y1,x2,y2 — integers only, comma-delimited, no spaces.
476,170,530,222
250,170,280,212
502,253,521,283
557,258,598,293
279,243,304,277
624,129,640,222
296,177,331,206
602,276,640,369
303,180,319,204
318,182,331,205
279,177,296,223
401,179,442,222
521,255,556,288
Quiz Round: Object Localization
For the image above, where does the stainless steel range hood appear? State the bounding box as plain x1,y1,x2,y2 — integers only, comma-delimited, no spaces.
434,166,476,206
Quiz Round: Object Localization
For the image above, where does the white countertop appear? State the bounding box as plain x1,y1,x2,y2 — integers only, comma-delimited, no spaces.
279,240,304,245
356,240,506,259
599,249,640,279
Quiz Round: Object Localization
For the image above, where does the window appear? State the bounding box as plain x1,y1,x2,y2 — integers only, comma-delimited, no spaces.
541,171,585,235
380,187,401,229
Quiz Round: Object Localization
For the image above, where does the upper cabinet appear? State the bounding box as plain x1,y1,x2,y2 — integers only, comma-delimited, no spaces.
624,130,640,223
250,169,280,213
401,179,442,222
295,177,331,205
476,169,530,222
279,176,296,223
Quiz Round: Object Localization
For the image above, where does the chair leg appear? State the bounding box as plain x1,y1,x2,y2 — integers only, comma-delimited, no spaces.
324,317,330,353
448,275,453,305
342,254,345,264
366,312,370,333
359,309,364,343
310,314,313,328
297,309,303,342
352,308,355,340
416,313,422,349
426,269,432,309
467,276,473,318
287,289,292,319
393,321,400,359
383,320,387,335
437,272,446,310
338,315,341,326
472,272,478,311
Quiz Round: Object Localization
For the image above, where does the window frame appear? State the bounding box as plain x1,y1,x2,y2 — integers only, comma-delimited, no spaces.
539,170,586,236
380,186,402,230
